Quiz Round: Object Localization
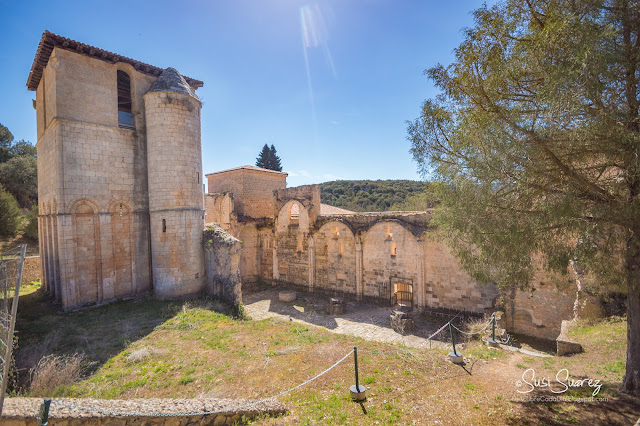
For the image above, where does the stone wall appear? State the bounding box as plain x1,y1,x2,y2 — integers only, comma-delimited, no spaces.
33,42,207,310
204,224,242,306
37,118,153,309
422,239,498,312
205,192,235,231
504,264,603,341
1,397,285,425
144,90,205,299
206,167,286,218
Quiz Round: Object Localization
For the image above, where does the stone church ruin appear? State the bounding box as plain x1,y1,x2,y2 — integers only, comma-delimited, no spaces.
28,32,592,346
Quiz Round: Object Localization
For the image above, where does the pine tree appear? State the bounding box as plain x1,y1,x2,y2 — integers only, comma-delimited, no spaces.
255,144,270,169
256,144,283,171
269,145,283,172
409,0,640,395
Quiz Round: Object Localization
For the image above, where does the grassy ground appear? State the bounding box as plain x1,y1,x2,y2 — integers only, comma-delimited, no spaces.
13,279,41,296
12,291,640,425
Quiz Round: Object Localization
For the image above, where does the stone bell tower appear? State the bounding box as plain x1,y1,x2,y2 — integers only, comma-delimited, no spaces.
144,68,206,298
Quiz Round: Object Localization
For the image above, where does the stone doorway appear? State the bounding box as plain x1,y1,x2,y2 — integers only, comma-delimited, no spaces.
391,279,413,308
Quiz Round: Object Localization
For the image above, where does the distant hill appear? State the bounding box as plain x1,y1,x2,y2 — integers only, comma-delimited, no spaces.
319,180,429,212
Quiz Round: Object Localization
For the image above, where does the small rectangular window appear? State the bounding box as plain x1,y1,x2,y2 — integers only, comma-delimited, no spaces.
162,218,166,233
117,70,134,129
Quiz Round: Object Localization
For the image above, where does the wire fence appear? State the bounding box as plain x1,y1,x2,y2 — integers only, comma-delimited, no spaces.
0,244,26,418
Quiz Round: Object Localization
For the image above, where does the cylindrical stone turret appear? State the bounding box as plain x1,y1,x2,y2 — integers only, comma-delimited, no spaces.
143,68,205,298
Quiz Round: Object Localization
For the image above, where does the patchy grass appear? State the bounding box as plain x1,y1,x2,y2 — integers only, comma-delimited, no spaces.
15,279,40,296
11,293,640,425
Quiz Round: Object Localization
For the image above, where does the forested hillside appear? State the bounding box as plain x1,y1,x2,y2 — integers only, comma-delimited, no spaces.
319,180,429,212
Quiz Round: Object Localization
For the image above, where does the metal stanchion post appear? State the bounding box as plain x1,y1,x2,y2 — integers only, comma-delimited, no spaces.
350,347,366,401
448,322,463,364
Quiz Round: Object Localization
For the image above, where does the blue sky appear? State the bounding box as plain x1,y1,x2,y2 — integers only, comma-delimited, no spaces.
0,0,492,187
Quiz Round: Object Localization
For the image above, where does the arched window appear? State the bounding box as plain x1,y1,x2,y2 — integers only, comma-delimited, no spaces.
117,70,134,129
290,203,300,220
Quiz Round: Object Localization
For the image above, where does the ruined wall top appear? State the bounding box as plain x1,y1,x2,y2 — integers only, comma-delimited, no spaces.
316,211,433,238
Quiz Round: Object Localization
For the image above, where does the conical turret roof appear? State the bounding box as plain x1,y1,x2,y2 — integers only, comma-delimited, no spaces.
147,67,199,100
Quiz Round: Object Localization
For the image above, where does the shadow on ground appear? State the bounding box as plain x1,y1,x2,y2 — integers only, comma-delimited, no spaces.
12,289,231,392
509,387,640,425
243,288,470,347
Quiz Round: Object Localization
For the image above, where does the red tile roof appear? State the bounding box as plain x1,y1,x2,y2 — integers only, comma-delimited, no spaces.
320,204,354,215
205,165,288,177
26,31,204,91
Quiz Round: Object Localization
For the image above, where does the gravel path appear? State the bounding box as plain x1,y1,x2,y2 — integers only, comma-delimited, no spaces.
243,288,451,349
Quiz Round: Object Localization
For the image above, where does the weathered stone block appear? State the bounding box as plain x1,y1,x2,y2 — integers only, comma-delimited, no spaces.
327,298,346,315
279,290,297,302
556,320,583,356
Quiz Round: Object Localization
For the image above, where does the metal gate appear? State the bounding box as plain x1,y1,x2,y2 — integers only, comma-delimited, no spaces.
391,280,413,307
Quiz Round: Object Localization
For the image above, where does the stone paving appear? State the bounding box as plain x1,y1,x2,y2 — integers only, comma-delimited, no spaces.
243,288,453,349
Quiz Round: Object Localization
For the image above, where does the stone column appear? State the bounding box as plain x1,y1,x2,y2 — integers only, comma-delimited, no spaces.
308,236,315,292
99,212,114,301
355,235,363,301
272,232,279,281
39,213,49,294
416,239,425,312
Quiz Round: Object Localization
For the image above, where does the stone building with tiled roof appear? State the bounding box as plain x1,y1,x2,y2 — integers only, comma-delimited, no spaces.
31,31,206,309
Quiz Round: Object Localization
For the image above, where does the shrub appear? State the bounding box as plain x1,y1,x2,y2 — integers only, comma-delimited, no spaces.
23,205,38,241
29,353,88,395
0,187,20,238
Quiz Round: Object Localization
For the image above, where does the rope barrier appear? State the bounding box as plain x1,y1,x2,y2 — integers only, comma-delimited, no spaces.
450,317,494,336
49,349,354,418
40,311,500,419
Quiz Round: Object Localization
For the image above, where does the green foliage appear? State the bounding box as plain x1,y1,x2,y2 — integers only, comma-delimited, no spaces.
0,124,37,208
8,140,37,158
0,185,21,238
408,0,639,290
0,123,13,163
23,205,39,241
389,191,435,211
255,143,283,171
409,0,640,393
0,155,37,208
320,180,427,212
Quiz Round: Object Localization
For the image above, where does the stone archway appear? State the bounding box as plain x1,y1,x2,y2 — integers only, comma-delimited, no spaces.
72,201,101,305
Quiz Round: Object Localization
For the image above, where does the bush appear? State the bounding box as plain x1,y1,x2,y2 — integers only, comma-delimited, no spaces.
22,205,38,241
29,353,88,395
0,187,21,237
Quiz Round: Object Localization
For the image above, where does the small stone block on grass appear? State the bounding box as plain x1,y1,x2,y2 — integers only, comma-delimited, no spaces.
279,290,297,302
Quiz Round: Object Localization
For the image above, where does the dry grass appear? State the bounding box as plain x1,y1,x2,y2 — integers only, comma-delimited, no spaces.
460,315,492,342
125,346,159,364
29,353,88,396
13,293,640,425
